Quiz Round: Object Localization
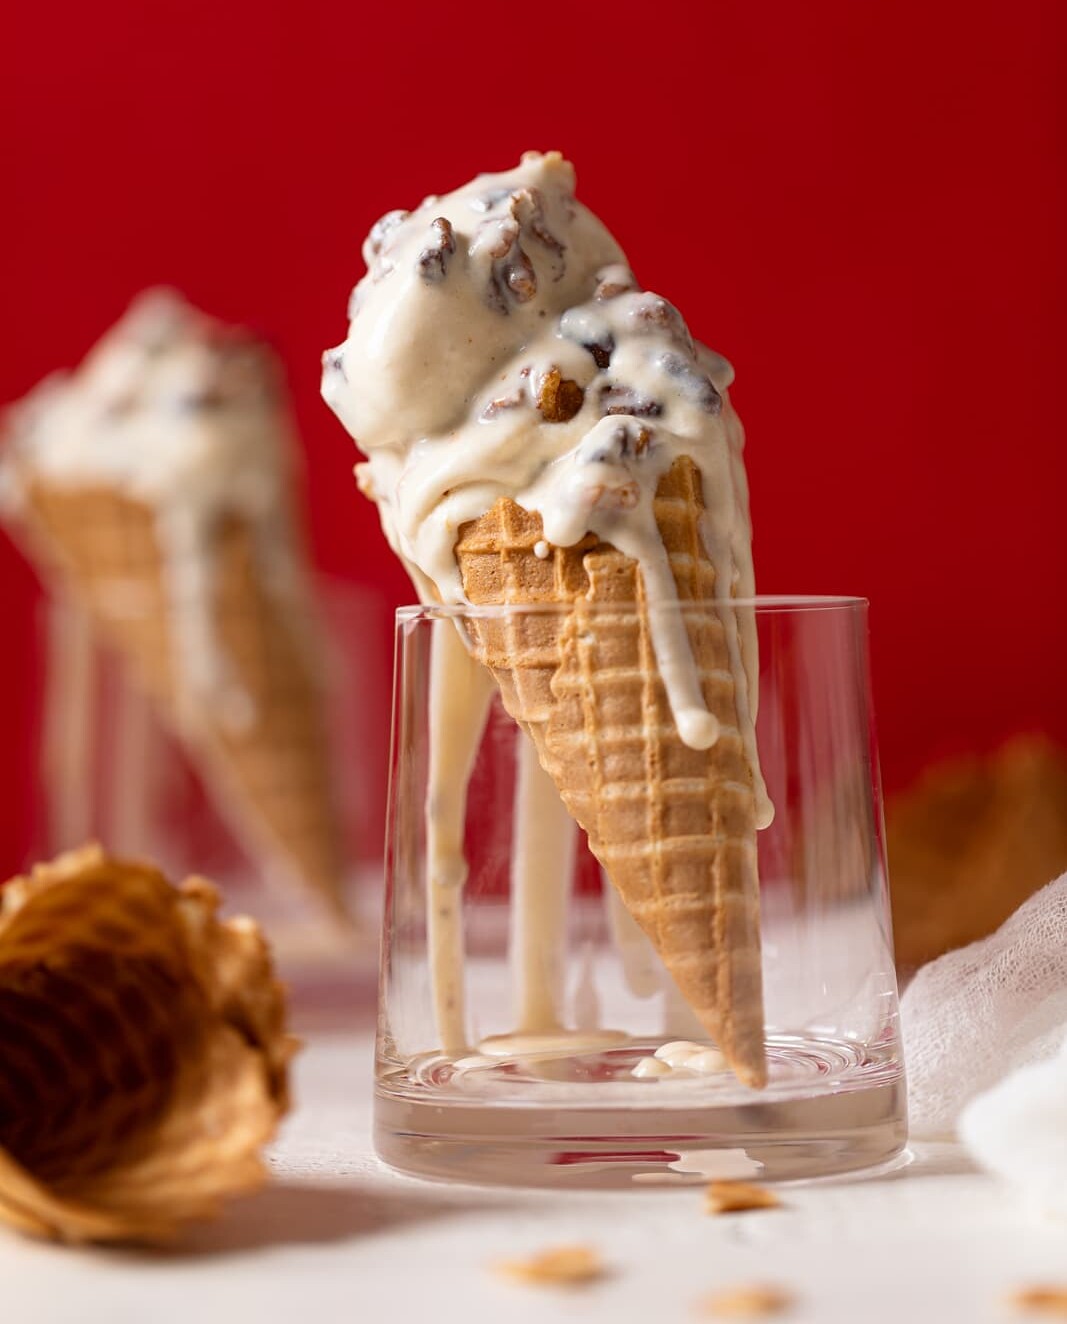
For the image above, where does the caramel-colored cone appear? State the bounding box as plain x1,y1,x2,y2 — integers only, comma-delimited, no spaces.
0,845,296,1245
14,480,346,918
455,457,765,1087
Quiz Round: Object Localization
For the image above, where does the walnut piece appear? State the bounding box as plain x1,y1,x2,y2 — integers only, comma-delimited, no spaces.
480,214,536,310
598,383,663,418
477,187,565,312
481,365,533,418
495,1244,605,1287
705,1181,782,1214
1009,1287,1067,1317
510,186,563,256
586,339,614,369
698,1286,793,1318
582,420,654,465
537,367,584,422
417,217,455,283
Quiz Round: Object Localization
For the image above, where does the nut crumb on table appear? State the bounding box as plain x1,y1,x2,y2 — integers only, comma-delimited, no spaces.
494,1244,605,1287
1009,1287,1067,1317
698,1285,794,1318
706,1181,782,1214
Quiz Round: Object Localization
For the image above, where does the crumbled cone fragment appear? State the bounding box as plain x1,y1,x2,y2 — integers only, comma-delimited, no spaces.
888,735,1067,967
1009,1288,1067,1318
536,367,584,422
0,845,295,1245
705,1181,782,1214
698,1286,794,1318
495,1244,606,1287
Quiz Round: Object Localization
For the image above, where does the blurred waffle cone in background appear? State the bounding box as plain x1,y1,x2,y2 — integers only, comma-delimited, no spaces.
0,291,348,919
20,483,347,917
0,844,295,1245
887,734,1067,970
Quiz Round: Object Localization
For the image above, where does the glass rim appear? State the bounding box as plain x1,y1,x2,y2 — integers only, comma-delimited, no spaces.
396,594,868,623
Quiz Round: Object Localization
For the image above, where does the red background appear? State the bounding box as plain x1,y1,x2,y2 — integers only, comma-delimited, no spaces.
3,1,1065,875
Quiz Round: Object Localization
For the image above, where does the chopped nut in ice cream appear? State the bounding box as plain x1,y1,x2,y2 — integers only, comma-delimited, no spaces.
417,217,456,283
599,383,664,417
536,366,585,422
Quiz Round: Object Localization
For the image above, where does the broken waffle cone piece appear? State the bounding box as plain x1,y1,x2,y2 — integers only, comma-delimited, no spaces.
1008,1287,1067,1318
888,735,1067,968
698,1285,794,1318
705,1181,782,1214
455,455,765,1087
494,1244,606,1287
0,844,295,1245
14,480,347,920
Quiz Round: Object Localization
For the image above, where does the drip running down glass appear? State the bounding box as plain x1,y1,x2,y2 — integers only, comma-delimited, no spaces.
375,596,906,1187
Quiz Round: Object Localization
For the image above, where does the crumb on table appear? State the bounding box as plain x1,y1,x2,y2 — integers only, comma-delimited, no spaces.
494,1244,605,1287
705,1181,782,1214
698,1284,794,1318
1008,1287,1067,1318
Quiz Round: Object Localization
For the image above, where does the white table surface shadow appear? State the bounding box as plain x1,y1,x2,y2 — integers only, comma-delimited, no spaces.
2,1032,1064,1324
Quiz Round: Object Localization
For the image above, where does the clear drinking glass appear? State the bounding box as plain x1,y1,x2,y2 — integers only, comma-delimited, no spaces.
375,596,907,1187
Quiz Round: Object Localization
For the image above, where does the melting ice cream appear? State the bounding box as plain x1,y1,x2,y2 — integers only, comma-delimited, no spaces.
323,151,767,791
323,152,772,1080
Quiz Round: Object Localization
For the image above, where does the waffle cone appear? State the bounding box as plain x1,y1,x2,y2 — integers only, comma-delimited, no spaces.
0,844,295,1244
15,480,346,917
455,456,765,1087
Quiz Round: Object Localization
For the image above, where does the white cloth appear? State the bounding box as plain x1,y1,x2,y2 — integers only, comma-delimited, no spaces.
959,1030,1067,1218
900,872,1067,1138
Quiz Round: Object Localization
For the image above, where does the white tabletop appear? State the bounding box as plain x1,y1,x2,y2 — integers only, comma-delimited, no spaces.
3,1028,1064,1324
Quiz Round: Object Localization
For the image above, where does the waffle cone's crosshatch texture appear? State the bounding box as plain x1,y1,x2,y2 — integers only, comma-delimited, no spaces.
457,456,764,1086
0,845,294,1245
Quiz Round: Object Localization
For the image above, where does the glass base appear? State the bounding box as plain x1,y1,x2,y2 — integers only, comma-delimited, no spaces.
374,1034,908,1188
